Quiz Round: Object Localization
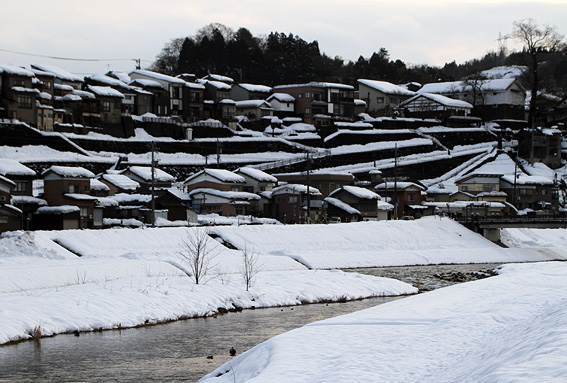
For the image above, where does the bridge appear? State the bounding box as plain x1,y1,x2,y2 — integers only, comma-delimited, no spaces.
457,216,567,242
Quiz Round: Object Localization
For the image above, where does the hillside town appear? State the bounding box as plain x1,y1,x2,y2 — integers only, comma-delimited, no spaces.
1,62,567,233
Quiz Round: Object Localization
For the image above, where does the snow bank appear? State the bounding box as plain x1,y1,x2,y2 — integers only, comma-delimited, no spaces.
201,261,567,383
212,218,563,268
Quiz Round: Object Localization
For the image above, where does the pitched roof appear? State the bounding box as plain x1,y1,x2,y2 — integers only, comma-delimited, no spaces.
324,197,361,215
358,79,415,96
42,166,95,179
399,93,473,109
0,159,36,177
235,167,278,182
184,169,245,184
330,185,380,200
125,166,175,183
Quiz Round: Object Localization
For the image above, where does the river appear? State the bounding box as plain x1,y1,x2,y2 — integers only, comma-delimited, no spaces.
0,263,500,382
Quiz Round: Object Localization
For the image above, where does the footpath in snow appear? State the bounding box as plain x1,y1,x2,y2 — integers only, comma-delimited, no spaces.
1,218,566,346
201,261,567,383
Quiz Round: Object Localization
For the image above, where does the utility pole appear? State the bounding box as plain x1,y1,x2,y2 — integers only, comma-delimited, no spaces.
151,141,157,227
306,151,311,224
393,143,398,219
216,139,222,167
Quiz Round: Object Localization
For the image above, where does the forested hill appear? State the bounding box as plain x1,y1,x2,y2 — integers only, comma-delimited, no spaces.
149,23,567,93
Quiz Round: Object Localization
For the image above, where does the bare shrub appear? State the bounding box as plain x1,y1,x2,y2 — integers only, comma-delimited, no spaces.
179,229,219,285
242,245,261,291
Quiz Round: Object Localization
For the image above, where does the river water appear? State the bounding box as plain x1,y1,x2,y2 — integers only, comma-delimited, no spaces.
0,263,501,382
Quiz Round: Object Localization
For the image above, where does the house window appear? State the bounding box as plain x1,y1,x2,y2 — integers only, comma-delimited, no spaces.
190,92,201,102
376,97,385,104
305,92,311,99
235,206,244,215
305,107,311,115
15,182,27,193
69,184,79,193
407,193,415,202
103,101,111,112
17,94,32,109
231,186,240,192
172,87,180,99
288,196,298,203
461,186,469,192
80,206,89,217
0,217,8,224
482,185,496,192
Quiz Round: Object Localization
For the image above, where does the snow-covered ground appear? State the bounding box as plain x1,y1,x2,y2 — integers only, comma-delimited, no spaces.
201,261,567,383
1,220,566,382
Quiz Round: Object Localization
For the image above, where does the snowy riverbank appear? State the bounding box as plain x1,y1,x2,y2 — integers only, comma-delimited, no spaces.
201,261,567,383
1,218,566,346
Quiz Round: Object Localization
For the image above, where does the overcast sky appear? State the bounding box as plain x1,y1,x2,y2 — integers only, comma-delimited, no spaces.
1,0,565,78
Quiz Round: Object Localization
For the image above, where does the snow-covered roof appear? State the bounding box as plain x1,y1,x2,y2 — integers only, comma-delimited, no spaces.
324,197,360,215
107,71,131,83
101,174,140,191
164,187,191,201
202,74,234,84
42,166,95,179
185,169,245,184
274,82,354,90
501,174,554,185
129,78,166,90
0,64,35,77
185,82,205,90
125,166,175,183
11,195,47,206
267,93,296,103
272,184,322,196
374,182,426,191
109,193,152,204
235,100,273,109
354,99,367,106
188,188,260,200
29,68,55,78
0,175,15,188
87,74,131,90
129,70,186,85
237,83,272,93
400,93,473,109
36,205,80,214
87,85,125,98
235,167,278,182
72,89,96,99
358,79,416,96
0,159,36,177
11,87,39,94
61,94,83,102
200,79,232,90
31,64,83,82
54,83,74,92
90,178,110,191
331,185,381,200
458,153,519,181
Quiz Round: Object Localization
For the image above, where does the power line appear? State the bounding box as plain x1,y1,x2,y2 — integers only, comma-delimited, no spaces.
0,47,149,63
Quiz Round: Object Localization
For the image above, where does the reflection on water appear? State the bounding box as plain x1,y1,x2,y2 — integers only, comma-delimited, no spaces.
0,263,500,382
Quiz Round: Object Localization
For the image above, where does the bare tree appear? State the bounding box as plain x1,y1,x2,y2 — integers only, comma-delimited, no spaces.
149,37,185,75
512,19,565,127
242,245,261,291
179,229,219,285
